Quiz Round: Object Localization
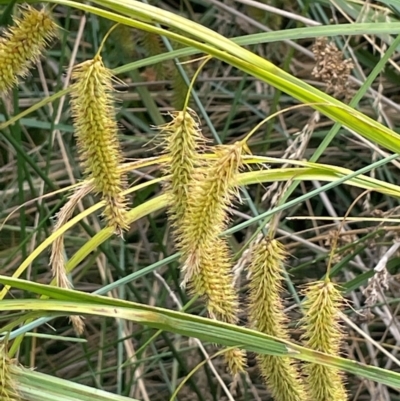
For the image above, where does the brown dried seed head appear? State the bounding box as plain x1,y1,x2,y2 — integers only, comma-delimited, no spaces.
248,238,308,401
0,5,57,93
70,55,128,235
312,37,353,98
50,184,93,289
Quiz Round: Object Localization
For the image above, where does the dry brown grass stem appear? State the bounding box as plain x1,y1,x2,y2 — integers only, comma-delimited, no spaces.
49,184,93,335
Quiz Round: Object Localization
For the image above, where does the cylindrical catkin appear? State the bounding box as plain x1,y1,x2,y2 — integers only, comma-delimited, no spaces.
0,5,57,93
159,109,206,241
70,55,128,235
248,238,308,401
180,142,243,284
301,280,347,401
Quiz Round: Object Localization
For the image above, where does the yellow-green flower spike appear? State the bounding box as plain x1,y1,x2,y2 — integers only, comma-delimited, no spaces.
70,55,128,235
191,237,245,375
248,238,308,401
180,141,243,284
159,109,206,242
191,238,238,323
0,5,57,93
162,135,245,375
301,281,348,401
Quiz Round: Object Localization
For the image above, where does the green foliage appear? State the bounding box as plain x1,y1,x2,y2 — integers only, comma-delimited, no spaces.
1,1,400,400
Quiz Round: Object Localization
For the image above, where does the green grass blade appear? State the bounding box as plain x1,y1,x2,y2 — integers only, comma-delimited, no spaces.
1,280,400,389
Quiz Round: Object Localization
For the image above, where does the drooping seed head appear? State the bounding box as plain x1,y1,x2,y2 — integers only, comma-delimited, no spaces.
190,238,245,375
180,141,244,283
225,347,246,377
248,238,308,401
190,238,238,322
159,109,206,239
70,55,128,235
301,280,347,401
0,5,57,93
162,137,246,375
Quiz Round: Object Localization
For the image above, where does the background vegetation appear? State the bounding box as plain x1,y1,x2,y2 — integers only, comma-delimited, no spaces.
2,0,400,400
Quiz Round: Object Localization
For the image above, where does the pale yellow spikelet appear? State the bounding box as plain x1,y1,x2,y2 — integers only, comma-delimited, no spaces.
177,141,245,374
191,239,238,322
180,141,244,284
0,344,20,400
0,5,57,93
248,238,308,401
225,347,246,376
301,280,347,401
159,109,206,240
70,315,85,335
191,238,245,374
70,55,128,235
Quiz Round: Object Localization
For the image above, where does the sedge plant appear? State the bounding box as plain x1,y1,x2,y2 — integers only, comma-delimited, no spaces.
2,2,400,401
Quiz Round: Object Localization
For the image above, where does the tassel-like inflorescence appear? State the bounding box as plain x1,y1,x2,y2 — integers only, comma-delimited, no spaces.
191,238,245,374
70,55,128,235
190,238,239,324
301,280,347,401
161,129,245,374
248,238,308,401
0,5,57,94
159,109,206,239
180,141,243,284
0,344,20,400
180,142,245,374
